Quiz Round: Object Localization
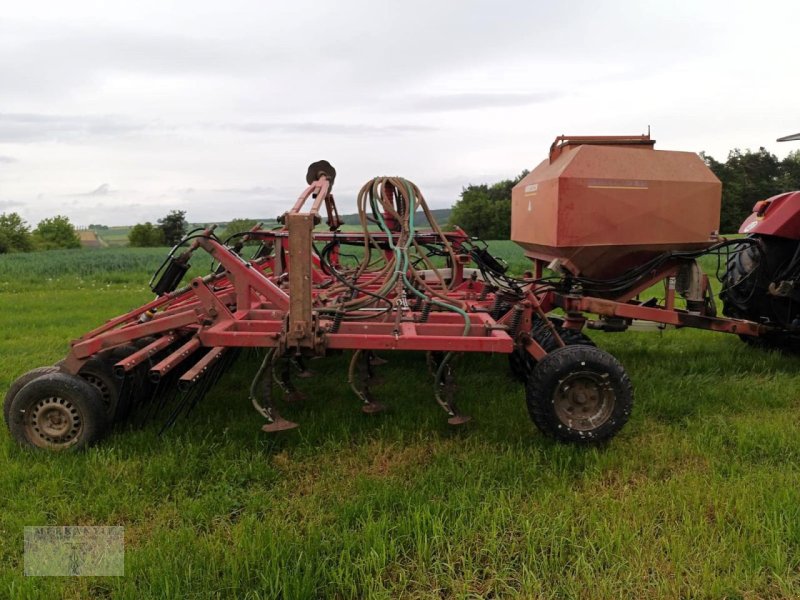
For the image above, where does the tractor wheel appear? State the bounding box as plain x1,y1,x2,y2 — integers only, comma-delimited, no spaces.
721,235,800,352
509,317,595,381
7,372,109,451
525,345,632,444
4,366,62,426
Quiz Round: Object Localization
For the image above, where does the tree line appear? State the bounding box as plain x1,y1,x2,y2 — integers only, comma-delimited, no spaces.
128,214,259,246
448,148,800,239
0,214,81,253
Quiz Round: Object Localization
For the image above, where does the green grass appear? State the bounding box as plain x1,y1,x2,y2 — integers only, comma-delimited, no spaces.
3,244,800,598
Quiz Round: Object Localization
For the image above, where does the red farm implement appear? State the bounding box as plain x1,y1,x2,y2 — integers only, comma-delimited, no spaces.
6,135,800,451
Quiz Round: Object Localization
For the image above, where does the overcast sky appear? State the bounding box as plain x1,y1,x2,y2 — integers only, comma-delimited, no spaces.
0,0,798,226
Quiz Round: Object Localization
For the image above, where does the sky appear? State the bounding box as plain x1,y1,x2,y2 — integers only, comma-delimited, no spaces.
0,0,798,226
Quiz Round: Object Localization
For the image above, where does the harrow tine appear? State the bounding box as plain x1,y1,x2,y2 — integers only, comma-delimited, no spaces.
251,350,298,433
273,353,305,403
348,350,387,414
290,355,314,379
429,351,471,426
369,353,389,367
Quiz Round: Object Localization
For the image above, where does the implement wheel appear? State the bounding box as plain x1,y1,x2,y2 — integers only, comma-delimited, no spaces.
4,366,61,426
509,317,595,381
8,372,109,451
526,345,632,444
79,358,122,420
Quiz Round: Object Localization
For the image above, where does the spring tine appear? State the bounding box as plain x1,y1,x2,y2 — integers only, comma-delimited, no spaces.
348,350,387,414
274,356,305,402
431,352,471,426
290,355,313,378
249,350,298,432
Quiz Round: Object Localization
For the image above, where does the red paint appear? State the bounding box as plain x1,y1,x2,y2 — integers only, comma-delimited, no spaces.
739,191,800,238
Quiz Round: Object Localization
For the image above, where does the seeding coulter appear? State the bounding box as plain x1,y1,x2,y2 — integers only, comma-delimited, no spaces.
7,134,800,451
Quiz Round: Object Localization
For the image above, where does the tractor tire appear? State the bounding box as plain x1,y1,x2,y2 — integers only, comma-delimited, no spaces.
509,317,595,381
721,235,800,352
525,345,633,444
4,366,62,426
8,372,109,451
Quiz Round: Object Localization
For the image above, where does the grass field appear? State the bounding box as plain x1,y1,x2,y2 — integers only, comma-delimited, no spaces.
2,244,800,598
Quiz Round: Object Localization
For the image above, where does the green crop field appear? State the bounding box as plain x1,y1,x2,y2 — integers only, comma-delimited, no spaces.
2,244,800,599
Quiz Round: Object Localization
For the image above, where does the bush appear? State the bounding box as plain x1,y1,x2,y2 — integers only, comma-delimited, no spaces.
129,222,166,247
32,215,80,250
0,212,33,253
222,218,260,239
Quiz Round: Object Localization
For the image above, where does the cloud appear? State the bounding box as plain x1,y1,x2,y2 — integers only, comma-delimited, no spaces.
0,155,17,163
406,92,563,112
0,200,24,210
211,186,277,195
87,183,112,196
0,113,152,143
225,122,436,136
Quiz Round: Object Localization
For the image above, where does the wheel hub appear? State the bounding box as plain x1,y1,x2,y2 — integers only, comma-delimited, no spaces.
26,396,82,448
553,371,615,431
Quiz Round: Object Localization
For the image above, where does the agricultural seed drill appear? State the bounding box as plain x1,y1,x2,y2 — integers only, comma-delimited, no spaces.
6,134,800,451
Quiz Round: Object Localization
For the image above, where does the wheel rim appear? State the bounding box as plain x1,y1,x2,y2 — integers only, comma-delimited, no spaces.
553,371,615,431
80,372,113,411
25,396,82,448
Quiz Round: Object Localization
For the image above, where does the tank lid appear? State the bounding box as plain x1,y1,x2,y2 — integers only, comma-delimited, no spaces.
549,133,655,163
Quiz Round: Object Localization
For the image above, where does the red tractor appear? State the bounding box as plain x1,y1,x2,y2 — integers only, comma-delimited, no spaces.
4,134,800,451
721,132,800,350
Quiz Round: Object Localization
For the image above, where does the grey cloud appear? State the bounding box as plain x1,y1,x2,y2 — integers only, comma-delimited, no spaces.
0,155,17,163
0,200,23,210
0,113,151,143
407,92,563,112
88,183,112,196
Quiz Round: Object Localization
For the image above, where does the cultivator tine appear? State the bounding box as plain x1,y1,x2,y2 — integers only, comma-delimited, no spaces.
369,353,388,366
274,355,305,403
251,350,299,433
290,355,313,379
427,351,471,426
348,350,387,414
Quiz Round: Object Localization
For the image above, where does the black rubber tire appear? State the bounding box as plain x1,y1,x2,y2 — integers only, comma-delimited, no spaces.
509,317,595,382
525,345,633,444
721,235,800,352
4,366,62,426
78,357,125,422
8,372,109,451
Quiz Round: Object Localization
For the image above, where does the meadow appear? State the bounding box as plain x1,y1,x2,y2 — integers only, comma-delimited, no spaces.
2,243,800,599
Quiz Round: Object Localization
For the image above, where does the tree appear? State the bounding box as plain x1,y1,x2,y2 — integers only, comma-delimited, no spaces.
222,218,260,239
702,148,793,233
158,210,188,246
0,212,33,253
448,172,528,239
32,215,80,250
128,222,166,247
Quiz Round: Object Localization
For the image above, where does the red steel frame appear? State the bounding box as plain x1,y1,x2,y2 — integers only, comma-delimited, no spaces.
60,176,771,382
